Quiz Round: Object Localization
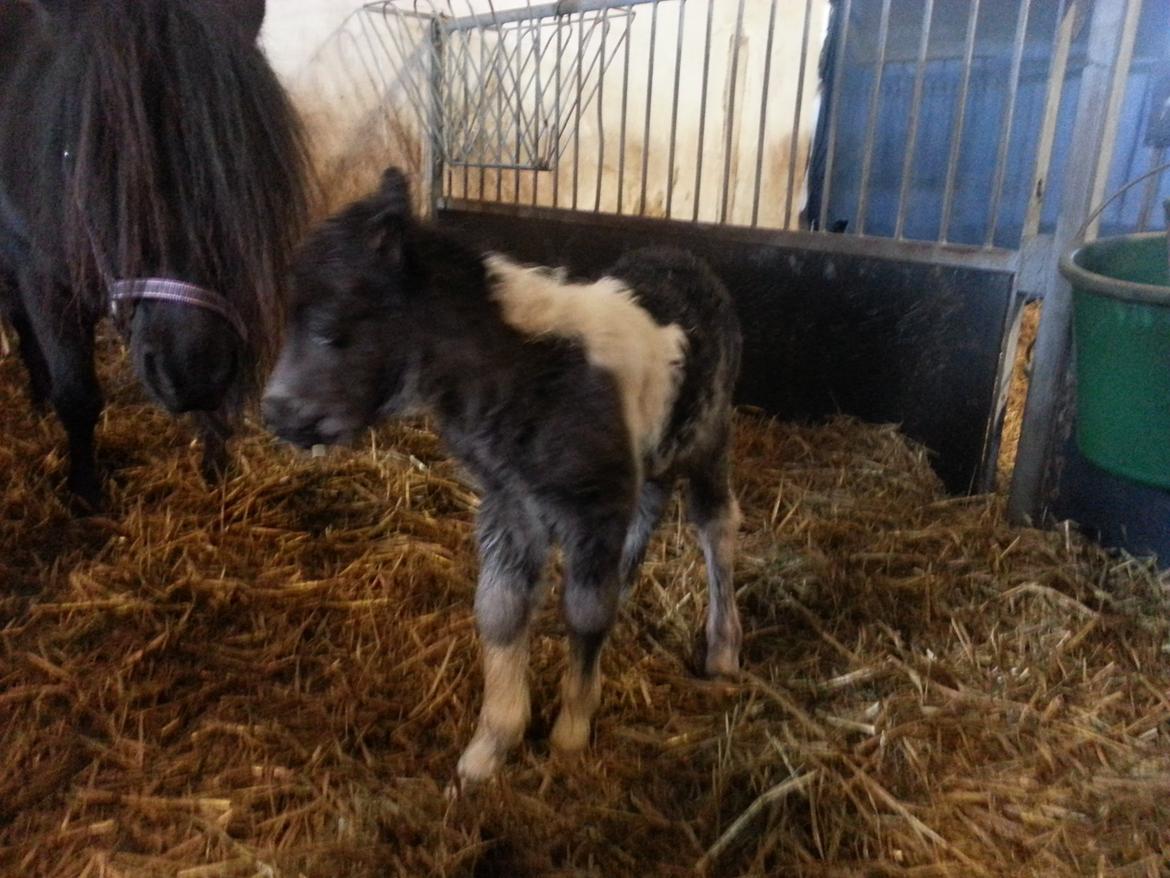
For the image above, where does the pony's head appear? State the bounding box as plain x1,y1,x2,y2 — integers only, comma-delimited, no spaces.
24,0,310,414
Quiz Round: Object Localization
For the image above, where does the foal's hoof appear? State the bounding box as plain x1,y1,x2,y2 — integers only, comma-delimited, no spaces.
454,735,506,790
704,644,742,680
550,711,591,754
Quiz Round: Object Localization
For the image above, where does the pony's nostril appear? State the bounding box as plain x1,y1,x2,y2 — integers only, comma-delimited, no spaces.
261,394,300,430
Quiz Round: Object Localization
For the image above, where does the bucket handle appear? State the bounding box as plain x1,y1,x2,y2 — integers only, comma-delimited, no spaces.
1075,159,1170,243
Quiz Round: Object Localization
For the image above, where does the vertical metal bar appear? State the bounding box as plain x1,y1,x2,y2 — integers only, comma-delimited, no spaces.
665,0,687,218
939,0,980,242
638,0,660,216
1138,147,1168,231
750,0,779,227
573,10,585,210
461,30,470,199
817,0,852,232
855,0,892,235
595,10,609,213
479,29,487,199
553,15,563,207
719,0,747,224
894,0,935,239
692,0,715,221
1021,0,1071,239
616,3,632,214
514,24,525,203
532,11,543,206
1085,0,1143,240
429,17,445,215
783,0,815,230
985,0,1032,246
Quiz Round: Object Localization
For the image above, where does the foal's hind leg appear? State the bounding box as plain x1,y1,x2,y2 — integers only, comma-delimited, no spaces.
457,491,549,787
194,409,233,484
551,515,627,754
619,479,671,596
687,456,743,678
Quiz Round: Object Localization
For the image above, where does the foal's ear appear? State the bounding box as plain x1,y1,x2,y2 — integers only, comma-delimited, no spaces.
377,167,413,218
366,168,414,265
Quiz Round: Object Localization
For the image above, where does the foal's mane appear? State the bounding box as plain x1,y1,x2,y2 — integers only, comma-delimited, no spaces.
28,0,313,369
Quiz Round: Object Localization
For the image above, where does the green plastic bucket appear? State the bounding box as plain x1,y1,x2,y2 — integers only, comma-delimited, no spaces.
1059,232,1170,489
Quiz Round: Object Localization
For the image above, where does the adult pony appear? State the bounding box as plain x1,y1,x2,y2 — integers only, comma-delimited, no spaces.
0,0,310,507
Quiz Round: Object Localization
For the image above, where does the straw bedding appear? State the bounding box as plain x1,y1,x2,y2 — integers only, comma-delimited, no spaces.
2,337,1168,877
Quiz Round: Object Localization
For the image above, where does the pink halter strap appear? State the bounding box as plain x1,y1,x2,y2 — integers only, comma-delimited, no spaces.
109,278,249,342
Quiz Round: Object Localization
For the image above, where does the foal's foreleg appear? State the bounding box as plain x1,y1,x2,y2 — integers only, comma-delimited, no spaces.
457,494,549,786
551,516,628,754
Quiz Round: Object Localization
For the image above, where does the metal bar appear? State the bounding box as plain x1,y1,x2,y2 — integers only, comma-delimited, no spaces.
514,24,524,202
573,10,585,209
429,17,445,213
553,16,563,206
532,5,543,205
692,0,715,222
594,9,609,213
1085,0,1143,240
462,33,470,195
664,0,686,218
894,0,934,240
616,2,632,214
439,0,659,32
855,0,892,235
984,0,1032,246
1021,0,1072,240
1009,0,1142,524
479,28,487,198
750,0,779,228
939,0,980,242
719,0,747,224
817,0,852,232
1137,147,1168,231
638,0,660,216
784,0,815,230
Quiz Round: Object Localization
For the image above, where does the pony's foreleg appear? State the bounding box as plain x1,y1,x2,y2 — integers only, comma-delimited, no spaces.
193,409,233,484
23,293,103,509
7,306,52,410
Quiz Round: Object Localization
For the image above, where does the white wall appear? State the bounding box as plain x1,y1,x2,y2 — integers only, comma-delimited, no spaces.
262,0,829,226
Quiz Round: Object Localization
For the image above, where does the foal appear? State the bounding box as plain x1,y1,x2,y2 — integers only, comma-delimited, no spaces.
263,168,743,785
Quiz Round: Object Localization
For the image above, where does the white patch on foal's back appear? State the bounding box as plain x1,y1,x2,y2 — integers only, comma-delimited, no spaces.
486,254,686,455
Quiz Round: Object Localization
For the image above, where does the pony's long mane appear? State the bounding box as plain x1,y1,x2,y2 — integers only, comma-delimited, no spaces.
26,0,313,372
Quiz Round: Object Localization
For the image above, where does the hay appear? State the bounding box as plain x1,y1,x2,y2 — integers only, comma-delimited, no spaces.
2,339,1169,877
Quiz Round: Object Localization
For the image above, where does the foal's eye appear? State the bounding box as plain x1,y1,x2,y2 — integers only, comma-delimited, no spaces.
311,330,348,350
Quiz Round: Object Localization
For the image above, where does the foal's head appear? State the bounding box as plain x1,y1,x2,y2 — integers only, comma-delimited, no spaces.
263,168,432,447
